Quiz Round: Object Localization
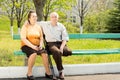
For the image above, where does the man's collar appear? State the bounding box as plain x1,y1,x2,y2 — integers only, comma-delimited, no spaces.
48,21,58,26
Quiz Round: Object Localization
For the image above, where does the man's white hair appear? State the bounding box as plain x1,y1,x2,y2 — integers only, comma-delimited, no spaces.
50,12,59,18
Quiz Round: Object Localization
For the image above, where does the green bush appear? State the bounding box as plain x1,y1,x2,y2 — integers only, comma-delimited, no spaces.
64,22,79,33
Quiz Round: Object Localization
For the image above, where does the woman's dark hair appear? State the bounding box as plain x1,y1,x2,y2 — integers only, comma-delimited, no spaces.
28,10,36,24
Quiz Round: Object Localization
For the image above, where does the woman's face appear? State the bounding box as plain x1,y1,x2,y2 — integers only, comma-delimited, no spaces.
29,13,37,25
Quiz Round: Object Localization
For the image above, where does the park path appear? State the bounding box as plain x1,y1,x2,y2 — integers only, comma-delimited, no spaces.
0,73,120,80
65,73,120,80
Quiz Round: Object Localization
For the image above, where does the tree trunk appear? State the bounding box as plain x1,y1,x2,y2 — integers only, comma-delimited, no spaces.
18,27,21,34
79,0,84,34
17,20,21,34
10,18,14,36
33,0,47,21
10,0,15,36
79,19,83,34
10,26,13,36
44,15,48,21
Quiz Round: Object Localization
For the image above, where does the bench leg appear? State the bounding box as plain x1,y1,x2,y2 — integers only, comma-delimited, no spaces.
24,57,28,66
48,55,56,79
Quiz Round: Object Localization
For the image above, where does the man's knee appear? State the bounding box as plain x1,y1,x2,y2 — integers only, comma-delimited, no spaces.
50,47,61,54
52,50,61,56
63,49,72,56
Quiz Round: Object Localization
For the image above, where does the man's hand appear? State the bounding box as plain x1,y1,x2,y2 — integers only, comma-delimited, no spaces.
60,40,66,54
24,20,30,27
60,46,63,54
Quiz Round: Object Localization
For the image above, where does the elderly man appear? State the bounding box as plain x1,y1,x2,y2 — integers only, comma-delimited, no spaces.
38,12,72,80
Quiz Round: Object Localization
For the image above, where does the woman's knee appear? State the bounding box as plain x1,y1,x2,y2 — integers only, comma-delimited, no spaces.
29,53,37,57
41,53,48,58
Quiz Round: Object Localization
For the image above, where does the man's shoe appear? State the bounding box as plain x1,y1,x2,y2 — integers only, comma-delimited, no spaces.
53,76,58,80
59,72,65,80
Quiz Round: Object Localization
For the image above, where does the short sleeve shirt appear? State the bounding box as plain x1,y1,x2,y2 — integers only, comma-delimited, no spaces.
37,21,69,42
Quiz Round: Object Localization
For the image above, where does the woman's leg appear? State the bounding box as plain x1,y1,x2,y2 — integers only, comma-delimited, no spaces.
27,53,37,76
41,53,51,75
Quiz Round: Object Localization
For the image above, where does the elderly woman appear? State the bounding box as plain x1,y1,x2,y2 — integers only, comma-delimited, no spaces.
20,10,52,80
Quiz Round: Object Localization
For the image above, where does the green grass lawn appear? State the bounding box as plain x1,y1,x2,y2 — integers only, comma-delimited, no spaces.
0,16,120,66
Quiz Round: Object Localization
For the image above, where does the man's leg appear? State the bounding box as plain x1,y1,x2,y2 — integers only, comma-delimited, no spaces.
49,45,63,71
63,46,72,56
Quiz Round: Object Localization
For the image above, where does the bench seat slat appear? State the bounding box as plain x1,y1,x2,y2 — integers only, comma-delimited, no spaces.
72,49,120,55
14,50,25,55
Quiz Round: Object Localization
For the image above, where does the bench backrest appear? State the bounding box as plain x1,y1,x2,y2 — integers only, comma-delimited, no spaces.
69,33,120,39
13,33,120,40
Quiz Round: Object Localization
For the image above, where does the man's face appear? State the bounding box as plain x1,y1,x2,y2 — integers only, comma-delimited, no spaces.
50,14,58,23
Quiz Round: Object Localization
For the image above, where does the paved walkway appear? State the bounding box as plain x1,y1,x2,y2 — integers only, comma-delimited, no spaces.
1,73,120,80
65,74,120,80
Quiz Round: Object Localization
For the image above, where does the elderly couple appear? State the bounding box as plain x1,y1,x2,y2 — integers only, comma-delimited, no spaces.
20,10,72,80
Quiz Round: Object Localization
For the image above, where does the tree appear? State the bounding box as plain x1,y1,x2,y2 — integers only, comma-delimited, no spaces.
32,0,73,21
1,0,33,34
0,0,4,6
43,0,73,21
33,0,47,21
107,0,120,33
15,0,33,33
1,0,15,35
72,0,98,34
83,0,113,33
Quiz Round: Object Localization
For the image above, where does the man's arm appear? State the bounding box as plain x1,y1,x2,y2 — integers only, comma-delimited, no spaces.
60,23,69,53
60,40,66,53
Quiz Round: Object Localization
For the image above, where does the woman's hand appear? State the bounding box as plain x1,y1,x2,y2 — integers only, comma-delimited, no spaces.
38,46,42,50
32,46,39,51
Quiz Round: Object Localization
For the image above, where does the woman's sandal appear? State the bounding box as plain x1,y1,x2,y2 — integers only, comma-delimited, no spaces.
27,75,35,80
45,73,53,79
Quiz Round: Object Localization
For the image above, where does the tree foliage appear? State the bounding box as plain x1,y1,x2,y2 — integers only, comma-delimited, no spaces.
43,0,73,21
107,0,120,33
1,0,15,35
84,11,109,33
81,0,113,33
72,0,98,33
1,0,34,34
15,0,33,28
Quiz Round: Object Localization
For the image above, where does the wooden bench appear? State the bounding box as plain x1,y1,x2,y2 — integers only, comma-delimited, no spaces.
13,33,120,78
13,33,120,61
